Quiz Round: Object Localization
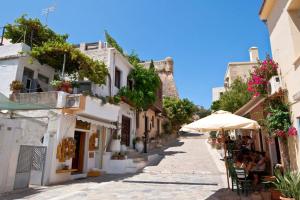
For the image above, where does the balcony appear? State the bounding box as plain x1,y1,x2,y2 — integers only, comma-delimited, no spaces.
11,91,82,109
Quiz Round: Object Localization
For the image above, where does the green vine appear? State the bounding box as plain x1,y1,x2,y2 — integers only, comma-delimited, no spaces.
118,64,160,110
5,15,108,85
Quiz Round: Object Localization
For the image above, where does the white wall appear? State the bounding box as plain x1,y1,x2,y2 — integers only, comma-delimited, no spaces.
0,116,46,193
0,43,55,97
44,113,77,185
266,0,300,169
0,58,19,97
212,87,225,102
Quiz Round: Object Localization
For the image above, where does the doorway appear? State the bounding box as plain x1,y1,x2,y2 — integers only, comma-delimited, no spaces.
72,131,86,173
14,145,47,190
121,116,131,146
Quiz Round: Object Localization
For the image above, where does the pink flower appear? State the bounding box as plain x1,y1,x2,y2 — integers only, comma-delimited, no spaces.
288,127,298,136
275,130,286,138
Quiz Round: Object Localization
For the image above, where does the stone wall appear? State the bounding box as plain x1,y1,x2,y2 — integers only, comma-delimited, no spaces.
141,57,179,99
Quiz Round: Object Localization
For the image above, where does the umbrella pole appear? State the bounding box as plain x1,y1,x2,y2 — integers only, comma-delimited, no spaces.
222,129,230,189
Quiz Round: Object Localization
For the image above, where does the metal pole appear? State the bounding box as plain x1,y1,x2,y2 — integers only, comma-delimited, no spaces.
61,53,66,79
222,129,230,189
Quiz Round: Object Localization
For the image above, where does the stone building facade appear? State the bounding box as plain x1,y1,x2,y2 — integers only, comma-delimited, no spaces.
141,57,179,99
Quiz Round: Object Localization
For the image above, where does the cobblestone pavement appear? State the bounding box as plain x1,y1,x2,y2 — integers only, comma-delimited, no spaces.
1,133,243,200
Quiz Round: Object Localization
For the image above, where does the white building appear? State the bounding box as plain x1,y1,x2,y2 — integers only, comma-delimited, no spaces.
212,87,225,102
78,41,137,150
0,41,141,193
259,0,300,170
211,47,260,104
0,43,55,97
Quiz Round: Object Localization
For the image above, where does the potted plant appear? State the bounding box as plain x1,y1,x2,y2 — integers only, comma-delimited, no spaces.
273,171,300,200
50,80,73,93
266,101,297,170
135,137,144,153
110,131,121,152
10,80,23,93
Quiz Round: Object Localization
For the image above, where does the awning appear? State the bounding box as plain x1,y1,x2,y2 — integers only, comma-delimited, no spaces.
77,115,116,129
0,93,51,111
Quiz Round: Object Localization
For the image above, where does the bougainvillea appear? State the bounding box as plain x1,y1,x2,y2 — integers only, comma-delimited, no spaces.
248,57,278,97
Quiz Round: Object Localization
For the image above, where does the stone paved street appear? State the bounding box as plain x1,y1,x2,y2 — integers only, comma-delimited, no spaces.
1,134,237,200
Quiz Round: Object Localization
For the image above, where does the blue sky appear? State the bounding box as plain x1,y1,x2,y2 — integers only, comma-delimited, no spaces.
0,0,271,108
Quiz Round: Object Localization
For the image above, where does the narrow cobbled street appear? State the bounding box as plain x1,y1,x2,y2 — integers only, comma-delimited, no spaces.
1,134,230,200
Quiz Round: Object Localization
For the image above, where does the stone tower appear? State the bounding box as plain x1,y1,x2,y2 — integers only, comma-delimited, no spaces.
141,57,179,99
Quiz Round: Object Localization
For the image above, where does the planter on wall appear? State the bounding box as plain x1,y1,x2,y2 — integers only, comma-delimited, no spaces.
135,142,144,153
121,144,127,152
111,139,121,152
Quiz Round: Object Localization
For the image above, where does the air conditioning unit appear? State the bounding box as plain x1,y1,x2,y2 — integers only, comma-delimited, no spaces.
65,95,80,108
56,92,80,108
268,76,282,95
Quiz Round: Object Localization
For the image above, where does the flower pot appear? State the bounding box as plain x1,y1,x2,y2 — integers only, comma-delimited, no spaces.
111,139,121,152
270,189,281,200
260,191,271,200
135,142,144,153
121,144,127,152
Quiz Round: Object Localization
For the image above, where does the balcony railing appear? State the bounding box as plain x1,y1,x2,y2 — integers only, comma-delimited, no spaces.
12,91,81,109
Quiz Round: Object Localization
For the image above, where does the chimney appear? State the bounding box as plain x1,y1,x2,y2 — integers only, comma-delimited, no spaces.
249,47,259,62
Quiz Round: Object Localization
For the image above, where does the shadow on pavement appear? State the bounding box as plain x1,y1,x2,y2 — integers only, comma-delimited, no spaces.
205,188,247,200
0,136,185,200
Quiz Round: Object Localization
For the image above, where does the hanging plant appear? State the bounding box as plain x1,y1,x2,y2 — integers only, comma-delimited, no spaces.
266,101,297,139
248,56,278,97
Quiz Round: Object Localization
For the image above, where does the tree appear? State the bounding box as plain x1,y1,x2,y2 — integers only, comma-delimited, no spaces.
127,50,141,65
211,100,221,112
214,78,251,113
118,64,161,110
195,106,211,119
163,97,198,133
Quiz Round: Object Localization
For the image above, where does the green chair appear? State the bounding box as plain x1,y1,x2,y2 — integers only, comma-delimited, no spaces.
234,168,252,196
227,160,240,195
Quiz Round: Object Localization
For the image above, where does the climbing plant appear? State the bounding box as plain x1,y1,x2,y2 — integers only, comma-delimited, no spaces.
4,15,68,47
5,15,108,85
105,30,124,55
118,64,160,110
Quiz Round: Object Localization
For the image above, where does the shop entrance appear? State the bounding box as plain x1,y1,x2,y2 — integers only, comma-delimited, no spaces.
72,131,86,173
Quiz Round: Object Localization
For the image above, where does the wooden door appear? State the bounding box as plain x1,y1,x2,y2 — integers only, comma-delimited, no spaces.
72,131,86,173
121,116,131,146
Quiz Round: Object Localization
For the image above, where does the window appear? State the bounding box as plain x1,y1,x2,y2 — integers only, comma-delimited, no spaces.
22,67,34,92
38,73,49,84
115,68,121,88
136,111,140,128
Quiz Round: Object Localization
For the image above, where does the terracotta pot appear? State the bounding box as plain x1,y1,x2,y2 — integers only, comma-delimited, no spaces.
270,189,281,200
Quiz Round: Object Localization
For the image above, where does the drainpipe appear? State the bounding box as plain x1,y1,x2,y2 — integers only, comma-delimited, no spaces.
107,73,112,97
144,111,148,153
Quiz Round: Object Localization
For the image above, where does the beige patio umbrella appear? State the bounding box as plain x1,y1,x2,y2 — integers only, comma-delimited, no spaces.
182,110,261,188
